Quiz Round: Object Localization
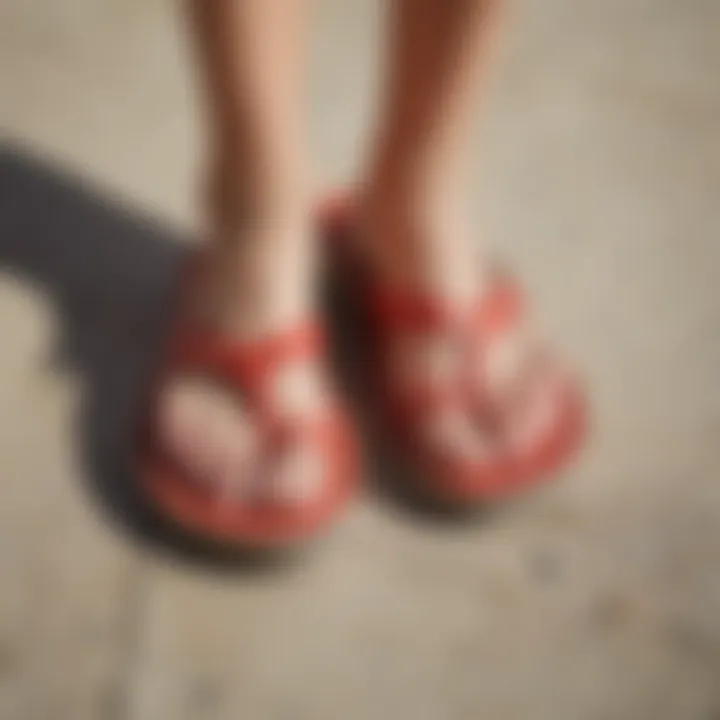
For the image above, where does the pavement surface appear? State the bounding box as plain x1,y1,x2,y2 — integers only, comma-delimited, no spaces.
1,1,719,718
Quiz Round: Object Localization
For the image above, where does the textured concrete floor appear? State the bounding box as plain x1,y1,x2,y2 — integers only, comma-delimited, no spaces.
1,1,720,719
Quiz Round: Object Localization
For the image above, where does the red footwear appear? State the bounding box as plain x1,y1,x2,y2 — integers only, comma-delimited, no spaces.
317,193,587,505
469,272,587,489
361,286,521,505
138,265,358,548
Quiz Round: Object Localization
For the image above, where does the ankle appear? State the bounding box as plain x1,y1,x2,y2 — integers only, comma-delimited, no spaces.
193,222,314,337
354,179,476,299
208,169,309,237
192,158,314,336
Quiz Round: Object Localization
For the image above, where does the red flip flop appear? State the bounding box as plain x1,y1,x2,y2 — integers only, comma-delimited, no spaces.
317,197,518,505
138,263,358,548
469,273,587,489
364,286,520,505
317,192,587,504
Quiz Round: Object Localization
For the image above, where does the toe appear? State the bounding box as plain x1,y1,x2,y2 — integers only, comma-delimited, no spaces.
507,372,564,454
423,407,492,465
158,378,258,497
271,442,324,505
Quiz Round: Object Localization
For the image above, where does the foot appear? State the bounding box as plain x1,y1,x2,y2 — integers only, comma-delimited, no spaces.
155,208,333,507
327,189,578,479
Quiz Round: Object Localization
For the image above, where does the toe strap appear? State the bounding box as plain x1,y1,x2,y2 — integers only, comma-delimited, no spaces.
472,276,524,341
166,320,325,407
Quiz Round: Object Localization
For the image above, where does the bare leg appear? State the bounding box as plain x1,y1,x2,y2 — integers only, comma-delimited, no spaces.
358,0,560,453
360,0,505,300
188,0,314,334
159,0,324,501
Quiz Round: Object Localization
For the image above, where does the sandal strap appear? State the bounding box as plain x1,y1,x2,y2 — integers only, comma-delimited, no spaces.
366,287,467,429
469,275,535,415
472,276,524,340
166,320,325,404
386,385,462,433
371,288,464,335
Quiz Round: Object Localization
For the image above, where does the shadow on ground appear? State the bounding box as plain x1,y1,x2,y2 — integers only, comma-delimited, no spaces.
0,143,294,571
0,143,493,569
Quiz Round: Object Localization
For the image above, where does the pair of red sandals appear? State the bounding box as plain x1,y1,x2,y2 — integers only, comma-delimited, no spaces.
139,196,587,549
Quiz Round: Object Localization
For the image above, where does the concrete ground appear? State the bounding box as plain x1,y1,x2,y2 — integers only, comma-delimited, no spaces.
1,1,720,718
